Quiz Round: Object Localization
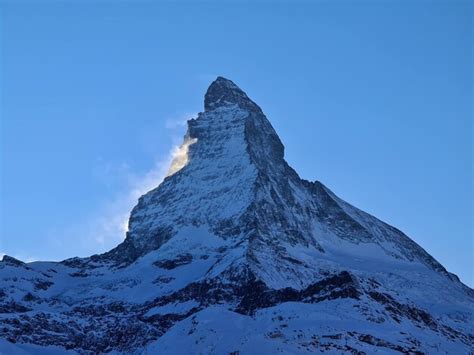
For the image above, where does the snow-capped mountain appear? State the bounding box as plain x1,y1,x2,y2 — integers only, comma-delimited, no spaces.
1,77,472,354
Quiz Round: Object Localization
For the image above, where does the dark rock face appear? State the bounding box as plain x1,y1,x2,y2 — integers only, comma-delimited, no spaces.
0,77,472,354
204,76,262,113
153,254,193,270
1,255,25,267
234,271,361,315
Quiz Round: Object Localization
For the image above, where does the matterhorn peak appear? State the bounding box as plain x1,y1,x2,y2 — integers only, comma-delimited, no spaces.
204,76,262,113
0,77,472,355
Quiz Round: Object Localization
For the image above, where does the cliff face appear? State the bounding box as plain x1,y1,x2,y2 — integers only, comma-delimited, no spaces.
1,77,472,354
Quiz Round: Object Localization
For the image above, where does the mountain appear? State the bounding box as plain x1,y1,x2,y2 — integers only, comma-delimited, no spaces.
1,77,472,354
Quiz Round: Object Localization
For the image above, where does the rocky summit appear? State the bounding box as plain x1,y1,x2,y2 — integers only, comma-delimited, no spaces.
1,77,473,354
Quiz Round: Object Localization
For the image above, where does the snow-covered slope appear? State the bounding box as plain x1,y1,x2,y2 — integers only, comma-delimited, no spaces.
1,77,472,354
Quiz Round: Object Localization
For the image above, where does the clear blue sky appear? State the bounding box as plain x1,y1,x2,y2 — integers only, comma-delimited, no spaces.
1,1,472,286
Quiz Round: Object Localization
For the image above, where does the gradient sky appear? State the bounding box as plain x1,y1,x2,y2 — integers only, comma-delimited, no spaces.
1,1,472,286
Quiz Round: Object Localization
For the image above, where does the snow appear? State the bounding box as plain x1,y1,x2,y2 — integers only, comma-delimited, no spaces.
145,300,199,317
149,301,472,354
0,339,72,355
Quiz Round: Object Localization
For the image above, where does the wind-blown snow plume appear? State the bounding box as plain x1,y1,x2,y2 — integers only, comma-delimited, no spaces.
78,117,197,249
166,137,198,177
101,134,196,240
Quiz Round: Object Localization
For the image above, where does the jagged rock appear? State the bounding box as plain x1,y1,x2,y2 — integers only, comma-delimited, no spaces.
1,255,25,267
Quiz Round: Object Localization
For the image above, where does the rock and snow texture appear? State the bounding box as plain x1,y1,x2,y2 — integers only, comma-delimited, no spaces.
1,77,472,354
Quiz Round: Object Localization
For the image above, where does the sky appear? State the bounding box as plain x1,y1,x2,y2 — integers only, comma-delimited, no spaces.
0,1,472,286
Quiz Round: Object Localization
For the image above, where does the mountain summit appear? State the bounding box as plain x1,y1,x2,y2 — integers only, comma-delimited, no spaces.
1,78,472,354
204,76,262,113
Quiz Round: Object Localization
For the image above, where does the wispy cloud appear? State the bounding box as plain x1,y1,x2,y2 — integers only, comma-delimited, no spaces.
165,112,194,129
